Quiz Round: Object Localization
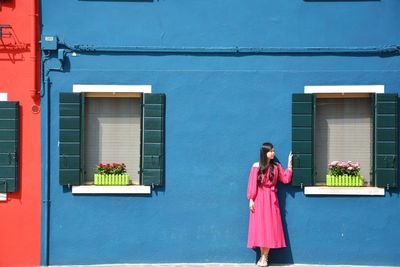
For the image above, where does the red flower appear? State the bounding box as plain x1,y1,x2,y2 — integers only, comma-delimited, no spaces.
95,162,127,175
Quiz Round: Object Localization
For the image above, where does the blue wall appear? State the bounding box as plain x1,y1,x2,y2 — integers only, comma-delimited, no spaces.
40,0,400,265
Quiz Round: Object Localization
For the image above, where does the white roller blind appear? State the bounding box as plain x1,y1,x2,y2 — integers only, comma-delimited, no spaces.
84,97,141,184
315,98,372,184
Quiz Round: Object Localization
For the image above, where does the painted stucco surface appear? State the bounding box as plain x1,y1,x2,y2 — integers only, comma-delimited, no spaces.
0,1,41,267
40,0,400,266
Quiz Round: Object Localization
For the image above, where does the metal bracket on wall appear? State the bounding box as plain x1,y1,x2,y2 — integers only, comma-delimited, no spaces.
0,24,11,38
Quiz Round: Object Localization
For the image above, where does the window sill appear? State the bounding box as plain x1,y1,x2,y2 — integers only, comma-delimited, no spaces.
304,186,385,196
0,193,6,201
72,185,151,195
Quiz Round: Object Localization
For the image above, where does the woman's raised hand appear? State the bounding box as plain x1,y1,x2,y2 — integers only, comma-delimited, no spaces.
288,151,293,169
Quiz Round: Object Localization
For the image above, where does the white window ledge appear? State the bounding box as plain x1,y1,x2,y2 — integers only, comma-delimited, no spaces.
0,93,7,101
304,85,384,94
73,84,151,93
304,186,385,196
0,193,6,201
72,185,151,195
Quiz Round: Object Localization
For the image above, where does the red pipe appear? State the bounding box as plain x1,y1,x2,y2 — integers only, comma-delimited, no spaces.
29,0,39,98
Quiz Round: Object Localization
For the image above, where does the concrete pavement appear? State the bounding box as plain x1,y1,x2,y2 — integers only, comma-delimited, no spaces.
52,264,390,267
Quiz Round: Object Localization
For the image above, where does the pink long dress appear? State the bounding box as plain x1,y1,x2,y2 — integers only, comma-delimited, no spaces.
247,162,292,249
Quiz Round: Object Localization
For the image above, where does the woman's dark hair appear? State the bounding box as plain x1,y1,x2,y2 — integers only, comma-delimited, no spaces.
257,142,277,185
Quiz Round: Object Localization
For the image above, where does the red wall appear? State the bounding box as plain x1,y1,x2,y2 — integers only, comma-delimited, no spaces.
0,1,41,266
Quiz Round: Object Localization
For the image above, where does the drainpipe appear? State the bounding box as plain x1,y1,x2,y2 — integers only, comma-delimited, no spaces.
29,0,39,98
40,53,65,266
58,42,400,56
40,72,50,266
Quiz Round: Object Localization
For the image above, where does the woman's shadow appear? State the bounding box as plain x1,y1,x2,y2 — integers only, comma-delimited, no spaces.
271,185,296,264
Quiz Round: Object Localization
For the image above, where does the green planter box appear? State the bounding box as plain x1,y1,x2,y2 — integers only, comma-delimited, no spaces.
326,175,363,187
94,174,130,186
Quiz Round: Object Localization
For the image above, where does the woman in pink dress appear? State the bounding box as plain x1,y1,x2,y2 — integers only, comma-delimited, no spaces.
247,142,293,267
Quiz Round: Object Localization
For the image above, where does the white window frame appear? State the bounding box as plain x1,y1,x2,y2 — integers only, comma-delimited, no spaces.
73,84,152,94
304,85,384,94
0,93,7,201
71,85,152,195
303,85,385,196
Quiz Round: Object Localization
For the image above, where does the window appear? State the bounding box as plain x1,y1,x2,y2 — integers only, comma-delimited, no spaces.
0,101,19,193
59,91,165,188
84,96,142,184
315,95,373,185
292,92,398,188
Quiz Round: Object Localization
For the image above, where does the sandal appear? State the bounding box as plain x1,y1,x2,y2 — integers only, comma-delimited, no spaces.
257,255,268,267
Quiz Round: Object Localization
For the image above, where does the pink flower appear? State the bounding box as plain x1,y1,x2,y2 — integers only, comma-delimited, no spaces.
347,166,354,171
330,161,340,166
339,162,349,168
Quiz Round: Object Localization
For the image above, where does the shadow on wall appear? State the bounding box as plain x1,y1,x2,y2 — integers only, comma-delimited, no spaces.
272,185,297,265
392,97,400,196
271,121,400,264
0,25,30,63
272,115,400,261
0,0,15,11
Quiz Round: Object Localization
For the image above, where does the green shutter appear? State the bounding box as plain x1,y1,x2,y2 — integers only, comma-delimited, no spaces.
375,93,398,188
292,94,314,186
142,93,165,187
0,101,19,193
59,93,82,186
